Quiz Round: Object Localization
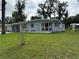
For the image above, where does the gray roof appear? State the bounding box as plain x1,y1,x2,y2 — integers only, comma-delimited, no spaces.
27,19,63,24
0,19,63,26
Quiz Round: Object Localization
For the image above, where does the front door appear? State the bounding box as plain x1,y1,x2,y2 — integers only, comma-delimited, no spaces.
41,23,48,31
45,23,48,31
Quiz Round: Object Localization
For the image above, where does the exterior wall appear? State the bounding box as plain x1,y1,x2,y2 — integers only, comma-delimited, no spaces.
52,23,65,32
0,20,65,33
26,22,65,32
26,22,41,32
7,25,12,32
0,25,12,32
5,24,20,32
11,25,20,32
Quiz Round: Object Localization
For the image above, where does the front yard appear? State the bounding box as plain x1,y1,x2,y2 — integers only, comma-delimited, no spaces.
0,30,79,59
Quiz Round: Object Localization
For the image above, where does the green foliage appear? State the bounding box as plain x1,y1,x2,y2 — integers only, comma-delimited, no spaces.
12,11,26,23
57,2,68,20
12,0,27,23
37,0,68,20
37,0,58,19
0,30,79,59
5,16,13,24
31,16,41,20
65,14,79,28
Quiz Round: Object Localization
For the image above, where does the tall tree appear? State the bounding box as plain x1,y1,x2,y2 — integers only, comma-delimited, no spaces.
5,16,9,24
37,3,48,19
15,0,27,46
12,0,26,23
37,0,68,20
5,16,12,24
37,0,58,19
57,2,68,20
1,0,6,34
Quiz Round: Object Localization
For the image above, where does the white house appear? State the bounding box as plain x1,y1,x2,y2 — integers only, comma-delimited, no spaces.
26,19,65,32
5,19,65,33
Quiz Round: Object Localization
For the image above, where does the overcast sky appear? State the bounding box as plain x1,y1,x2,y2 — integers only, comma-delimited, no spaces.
0,0,79,20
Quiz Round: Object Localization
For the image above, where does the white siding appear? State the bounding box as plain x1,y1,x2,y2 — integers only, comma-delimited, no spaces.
26,22,65,32
7,25,12,32
52,23,65,32
26,22,41,32
0,20,65,33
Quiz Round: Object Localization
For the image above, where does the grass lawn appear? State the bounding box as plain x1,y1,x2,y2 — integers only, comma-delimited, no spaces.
0,30,79,59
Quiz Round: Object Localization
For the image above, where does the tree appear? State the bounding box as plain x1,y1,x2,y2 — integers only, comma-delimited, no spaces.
46,0,58,18
12,11,18,22
5,16,9,24
31,16,41,20
5,16,12,24
75,14,79,23
37,0,68,21
15,0,27,46
37,0,58,19
57,2,68,20
12,0,27,23
64,14,79,28
1,0,6,34
37,3,48,19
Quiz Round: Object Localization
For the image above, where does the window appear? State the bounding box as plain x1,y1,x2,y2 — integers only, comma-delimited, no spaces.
49,23,52,27
41,23,45,31
55,22,59,27
55,23,57,27
31,24,34,28
41,23,44,27
42,28,44,31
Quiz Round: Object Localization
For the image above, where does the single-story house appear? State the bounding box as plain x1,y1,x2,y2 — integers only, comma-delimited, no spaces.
70,23,79,31
5,19,65,33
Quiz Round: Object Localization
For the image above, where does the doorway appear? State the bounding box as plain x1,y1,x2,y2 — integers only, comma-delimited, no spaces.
41,23,49,31
45,23,48,31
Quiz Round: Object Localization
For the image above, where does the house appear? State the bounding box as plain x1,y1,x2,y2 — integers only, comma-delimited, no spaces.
6,19,65,33
70,23,79,31
26,19,65,32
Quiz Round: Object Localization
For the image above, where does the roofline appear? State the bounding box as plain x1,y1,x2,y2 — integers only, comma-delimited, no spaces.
28,19,62,23
0,19,63,26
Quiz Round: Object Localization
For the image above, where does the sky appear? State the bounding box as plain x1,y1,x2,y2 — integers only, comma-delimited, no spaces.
0,0,79,20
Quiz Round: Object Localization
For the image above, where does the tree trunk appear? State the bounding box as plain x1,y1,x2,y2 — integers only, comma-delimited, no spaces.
1,0,6,34
19,12,25,46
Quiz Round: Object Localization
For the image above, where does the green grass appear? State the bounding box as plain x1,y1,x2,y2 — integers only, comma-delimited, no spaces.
0,30,79,59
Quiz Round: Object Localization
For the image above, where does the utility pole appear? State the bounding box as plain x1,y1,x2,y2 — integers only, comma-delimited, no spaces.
1,0,6,34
